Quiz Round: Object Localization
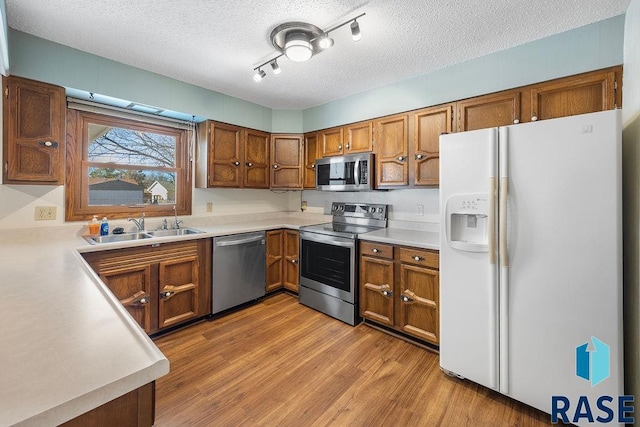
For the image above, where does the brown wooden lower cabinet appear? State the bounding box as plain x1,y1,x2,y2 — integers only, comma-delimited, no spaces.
360,241,439,345
60,382,155,427
266,229,299,293
82,239,211,335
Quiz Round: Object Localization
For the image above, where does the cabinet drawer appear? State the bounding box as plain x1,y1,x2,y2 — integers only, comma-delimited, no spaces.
398,247,439,269
360,241,393,259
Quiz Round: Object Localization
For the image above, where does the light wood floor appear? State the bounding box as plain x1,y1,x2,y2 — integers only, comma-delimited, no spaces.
153,293,553,426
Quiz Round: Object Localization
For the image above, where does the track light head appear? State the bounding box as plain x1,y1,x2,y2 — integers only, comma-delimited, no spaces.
319,34,334,49
253,68,266,82
350,20,361,41
270,60,281,75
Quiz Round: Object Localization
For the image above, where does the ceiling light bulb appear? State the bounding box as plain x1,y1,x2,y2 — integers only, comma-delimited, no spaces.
270,60,281,75
253,68,266,82
319,34,334,49
350,21,361,41
284,32,313,62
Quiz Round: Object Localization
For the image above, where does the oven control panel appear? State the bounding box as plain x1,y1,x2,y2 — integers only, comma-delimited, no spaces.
331,202,387,220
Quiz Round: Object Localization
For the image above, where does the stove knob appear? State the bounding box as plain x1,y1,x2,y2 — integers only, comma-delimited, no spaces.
377,207,384,213
369,206,376,213
333,205,339,211
340,205,345,211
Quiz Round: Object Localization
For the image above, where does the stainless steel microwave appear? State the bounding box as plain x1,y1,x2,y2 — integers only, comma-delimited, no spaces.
315,152,374,191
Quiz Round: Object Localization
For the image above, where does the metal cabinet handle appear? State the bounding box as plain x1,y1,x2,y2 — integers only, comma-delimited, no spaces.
338,144,343,150
38,141,58,148
401,295,414,303
291,258,299,264
372,248,380,253
273,164,279,169
513,119,520,124
415,154,423,160
382,289,393,297
365,282,393,298
120,291,150,307
397,156,406,162
413,255,424,261
345,143,350,149
160,290,174,300
531,115,538,121
310,164,315,169
233,161,240,166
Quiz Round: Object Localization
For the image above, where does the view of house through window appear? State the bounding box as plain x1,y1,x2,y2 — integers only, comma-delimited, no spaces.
65,109,192,221
86,123,178,206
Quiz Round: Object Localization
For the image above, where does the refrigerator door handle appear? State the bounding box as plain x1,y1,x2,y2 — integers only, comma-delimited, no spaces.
498,127,509,394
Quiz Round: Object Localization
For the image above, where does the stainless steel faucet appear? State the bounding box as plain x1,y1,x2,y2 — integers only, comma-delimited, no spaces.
173,205,183,229
161,218,168,230
128,213,145,231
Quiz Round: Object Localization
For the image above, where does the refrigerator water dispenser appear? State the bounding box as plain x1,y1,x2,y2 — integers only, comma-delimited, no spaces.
445,194,489,252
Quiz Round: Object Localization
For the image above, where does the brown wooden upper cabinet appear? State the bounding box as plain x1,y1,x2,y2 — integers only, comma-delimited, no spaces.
196,121,269,189
374,113,409,188
303,132,320,189
412,104,454,187
3,75,66,185
529,66,620,122
270,134,303,189
320,121,373,157
457,89,522,132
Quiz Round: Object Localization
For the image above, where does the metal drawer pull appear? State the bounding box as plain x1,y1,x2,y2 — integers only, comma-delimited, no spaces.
338,144,343,150
415,154,423,160
531,115,538,121
413,255,424,261
513,119,520,124
233,161,240,166
397,156,406,161
273,164,279,169
291,258,298,264
246,162,253,167
372,248,380,253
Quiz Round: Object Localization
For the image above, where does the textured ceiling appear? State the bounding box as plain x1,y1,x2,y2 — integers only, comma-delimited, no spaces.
5,0,631,110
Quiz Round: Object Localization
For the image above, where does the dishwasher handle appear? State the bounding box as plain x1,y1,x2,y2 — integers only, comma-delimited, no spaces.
215,234,265,247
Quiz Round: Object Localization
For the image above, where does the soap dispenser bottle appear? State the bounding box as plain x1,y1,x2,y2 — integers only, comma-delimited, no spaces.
88,215,100,235
100,217,109,236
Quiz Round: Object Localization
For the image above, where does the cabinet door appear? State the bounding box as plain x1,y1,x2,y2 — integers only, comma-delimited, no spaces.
303,132,319,189
374,114,409,188
158,256,200,329
209,122,242,187
529,68,618,122
99,265,153,333
243,129,270,188
320,127,344,157
270,134,303,189
283,230,300,293
413,105,453,186
3,76,65,184
345,121,373,153
398,263,439,344
457,90,521,132
266,230,284,292
360,256,395,326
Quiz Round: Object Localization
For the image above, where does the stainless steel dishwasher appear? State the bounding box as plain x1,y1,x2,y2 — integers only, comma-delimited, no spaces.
212,231,266,314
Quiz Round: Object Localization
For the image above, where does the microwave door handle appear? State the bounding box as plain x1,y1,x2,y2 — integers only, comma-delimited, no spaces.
354,158,360,186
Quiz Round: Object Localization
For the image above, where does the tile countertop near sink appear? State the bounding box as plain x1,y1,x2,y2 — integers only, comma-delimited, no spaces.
360,223,440,250
0,212,329,426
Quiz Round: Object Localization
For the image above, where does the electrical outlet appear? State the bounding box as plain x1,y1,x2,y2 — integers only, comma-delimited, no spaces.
206,202,213,212
35,206,57,220
416,204,424,216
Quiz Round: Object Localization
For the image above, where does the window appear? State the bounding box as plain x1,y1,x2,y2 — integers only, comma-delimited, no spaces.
66,110,192,221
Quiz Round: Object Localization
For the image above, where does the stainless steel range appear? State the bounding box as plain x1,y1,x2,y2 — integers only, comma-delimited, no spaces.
299,202,388,325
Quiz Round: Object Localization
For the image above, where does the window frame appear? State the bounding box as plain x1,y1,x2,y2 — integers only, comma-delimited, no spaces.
65,109,192,221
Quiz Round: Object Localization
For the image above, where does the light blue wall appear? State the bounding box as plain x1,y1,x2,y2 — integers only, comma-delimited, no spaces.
302,14,626,132
271,109,303,133
8,30,274,132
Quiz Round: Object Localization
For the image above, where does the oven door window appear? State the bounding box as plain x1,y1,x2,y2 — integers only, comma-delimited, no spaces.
301,239,351,292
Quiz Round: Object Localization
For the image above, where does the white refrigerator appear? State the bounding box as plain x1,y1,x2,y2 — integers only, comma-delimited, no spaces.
439,110,623,423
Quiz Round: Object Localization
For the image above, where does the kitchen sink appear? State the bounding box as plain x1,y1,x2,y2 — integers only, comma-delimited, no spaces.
84,232,154,245
146,228,204,237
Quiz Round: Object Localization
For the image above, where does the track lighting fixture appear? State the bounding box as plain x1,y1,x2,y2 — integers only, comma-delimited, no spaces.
270,60,281,74
253,68,266,82
350,20,361,41
252,12,365,81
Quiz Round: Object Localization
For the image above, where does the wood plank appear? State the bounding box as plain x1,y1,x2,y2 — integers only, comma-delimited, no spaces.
153,293,553,426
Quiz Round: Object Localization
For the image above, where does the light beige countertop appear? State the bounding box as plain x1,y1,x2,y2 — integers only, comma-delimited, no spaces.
360,226,440,250
0,212,328,426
